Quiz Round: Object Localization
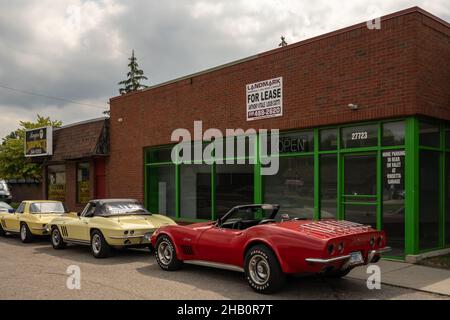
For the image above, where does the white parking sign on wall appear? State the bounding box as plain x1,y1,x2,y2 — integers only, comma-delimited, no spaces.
246,77,283,121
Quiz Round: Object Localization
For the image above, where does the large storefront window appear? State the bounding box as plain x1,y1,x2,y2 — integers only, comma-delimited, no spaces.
180,164,212,220
383,121,405,146
264,157,314,220
148,165,176,216
419,151,440,250
320,155,337,218
47,165,66,202
419,122,440,148
216,164,253,218
320,129,338,151
146,147,173,164
382,150,405,256
77,163,90,204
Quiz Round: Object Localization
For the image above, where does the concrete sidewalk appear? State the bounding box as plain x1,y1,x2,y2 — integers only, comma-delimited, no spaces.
348,260,450,296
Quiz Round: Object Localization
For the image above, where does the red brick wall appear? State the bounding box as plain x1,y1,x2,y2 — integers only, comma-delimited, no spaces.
108,8,450,203
9,183,42,204
416,14,450,118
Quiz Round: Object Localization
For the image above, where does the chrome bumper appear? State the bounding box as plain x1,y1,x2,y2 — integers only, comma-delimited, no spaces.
368,247,391,262
109,235,145,240
305,255,351,264
31,227,48,231
305,247,392,265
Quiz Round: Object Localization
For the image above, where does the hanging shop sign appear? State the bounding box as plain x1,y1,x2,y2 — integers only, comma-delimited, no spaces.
24,126,53,157
246,77,283,121
382,150,405,185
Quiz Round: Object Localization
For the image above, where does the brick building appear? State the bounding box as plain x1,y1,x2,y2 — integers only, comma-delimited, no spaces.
106,7,450,260
42,118,109,212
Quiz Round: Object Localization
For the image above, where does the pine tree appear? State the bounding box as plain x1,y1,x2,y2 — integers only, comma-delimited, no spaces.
118,50,148,95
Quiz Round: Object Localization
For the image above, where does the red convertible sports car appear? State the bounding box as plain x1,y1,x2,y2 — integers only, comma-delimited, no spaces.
151,204,390,293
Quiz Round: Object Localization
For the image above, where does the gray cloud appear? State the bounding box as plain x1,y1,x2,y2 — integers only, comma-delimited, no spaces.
0,0,449,137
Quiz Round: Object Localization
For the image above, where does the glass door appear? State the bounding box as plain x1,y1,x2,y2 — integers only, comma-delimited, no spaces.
342,153,378,228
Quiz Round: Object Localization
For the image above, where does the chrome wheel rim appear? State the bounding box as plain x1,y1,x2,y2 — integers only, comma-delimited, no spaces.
20,225,26,240
52,229,60,245
158,240,173,265
92,234,101,254
249,254,270,286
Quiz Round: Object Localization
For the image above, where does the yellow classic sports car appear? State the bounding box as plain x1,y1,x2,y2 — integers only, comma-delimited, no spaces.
48,199,177,258
0,200,68,243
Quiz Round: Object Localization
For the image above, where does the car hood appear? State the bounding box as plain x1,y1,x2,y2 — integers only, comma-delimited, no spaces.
275,220,376,239
34,214,66,223
107,215,175,229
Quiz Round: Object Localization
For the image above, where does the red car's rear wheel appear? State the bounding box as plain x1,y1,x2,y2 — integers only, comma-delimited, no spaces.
244,245,286,294
155,235,182,271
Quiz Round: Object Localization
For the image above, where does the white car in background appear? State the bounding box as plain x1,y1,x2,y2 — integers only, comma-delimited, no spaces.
0,180,12,204
0,201,14,213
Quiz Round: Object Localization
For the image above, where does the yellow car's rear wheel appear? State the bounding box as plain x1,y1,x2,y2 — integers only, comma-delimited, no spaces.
90,230,112,259
20,223,34,243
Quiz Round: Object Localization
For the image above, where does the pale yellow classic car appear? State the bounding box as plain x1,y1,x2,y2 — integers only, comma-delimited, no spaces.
0,200,68,243
48,199,177,258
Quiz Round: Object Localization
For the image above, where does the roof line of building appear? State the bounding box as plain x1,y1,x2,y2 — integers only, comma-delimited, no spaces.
110,6,449,102
54,117,108,131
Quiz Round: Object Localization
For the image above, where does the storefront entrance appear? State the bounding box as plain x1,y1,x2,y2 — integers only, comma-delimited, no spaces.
343,153,378,228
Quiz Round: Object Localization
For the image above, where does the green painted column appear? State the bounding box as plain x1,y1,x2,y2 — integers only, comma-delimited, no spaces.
175,164,180,219
254,134,262,205
314,129,320,220
376,125,382,231
439,124,446,247
405,117,419,256
211,163,217,221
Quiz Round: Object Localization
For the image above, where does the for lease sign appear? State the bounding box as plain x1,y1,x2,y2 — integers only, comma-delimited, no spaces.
246,77,283,121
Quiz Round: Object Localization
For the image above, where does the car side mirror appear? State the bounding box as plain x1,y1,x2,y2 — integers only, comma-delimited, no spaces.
8,208,14,213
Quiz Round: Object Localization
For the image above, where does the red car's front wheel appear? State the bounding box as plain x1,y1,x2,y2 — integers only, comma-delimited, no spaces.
244,245,286,294
155,235,183,271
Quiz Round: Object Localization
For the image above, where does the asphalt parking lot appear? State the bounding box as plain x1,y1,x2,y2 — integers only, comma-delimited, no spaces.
0,236,448,300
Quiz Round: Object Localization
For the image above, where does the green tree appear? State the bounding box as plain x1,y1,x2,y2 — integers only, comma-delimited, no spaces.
0,115,62,181
118,49,148,95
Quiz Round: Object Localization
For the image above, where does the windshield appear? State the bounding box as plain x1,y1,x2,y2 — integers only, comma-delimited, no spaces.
30,202,67,214
102,202,150,215
222,206,275,224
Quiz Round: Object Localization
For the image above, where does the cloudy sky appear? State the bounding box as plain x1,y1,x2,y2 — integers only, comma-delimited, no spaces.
0,0,448,137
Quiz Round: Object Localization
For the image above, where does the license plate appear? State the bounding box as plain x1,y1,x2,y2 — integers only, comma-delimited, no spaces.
349,251,364,265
